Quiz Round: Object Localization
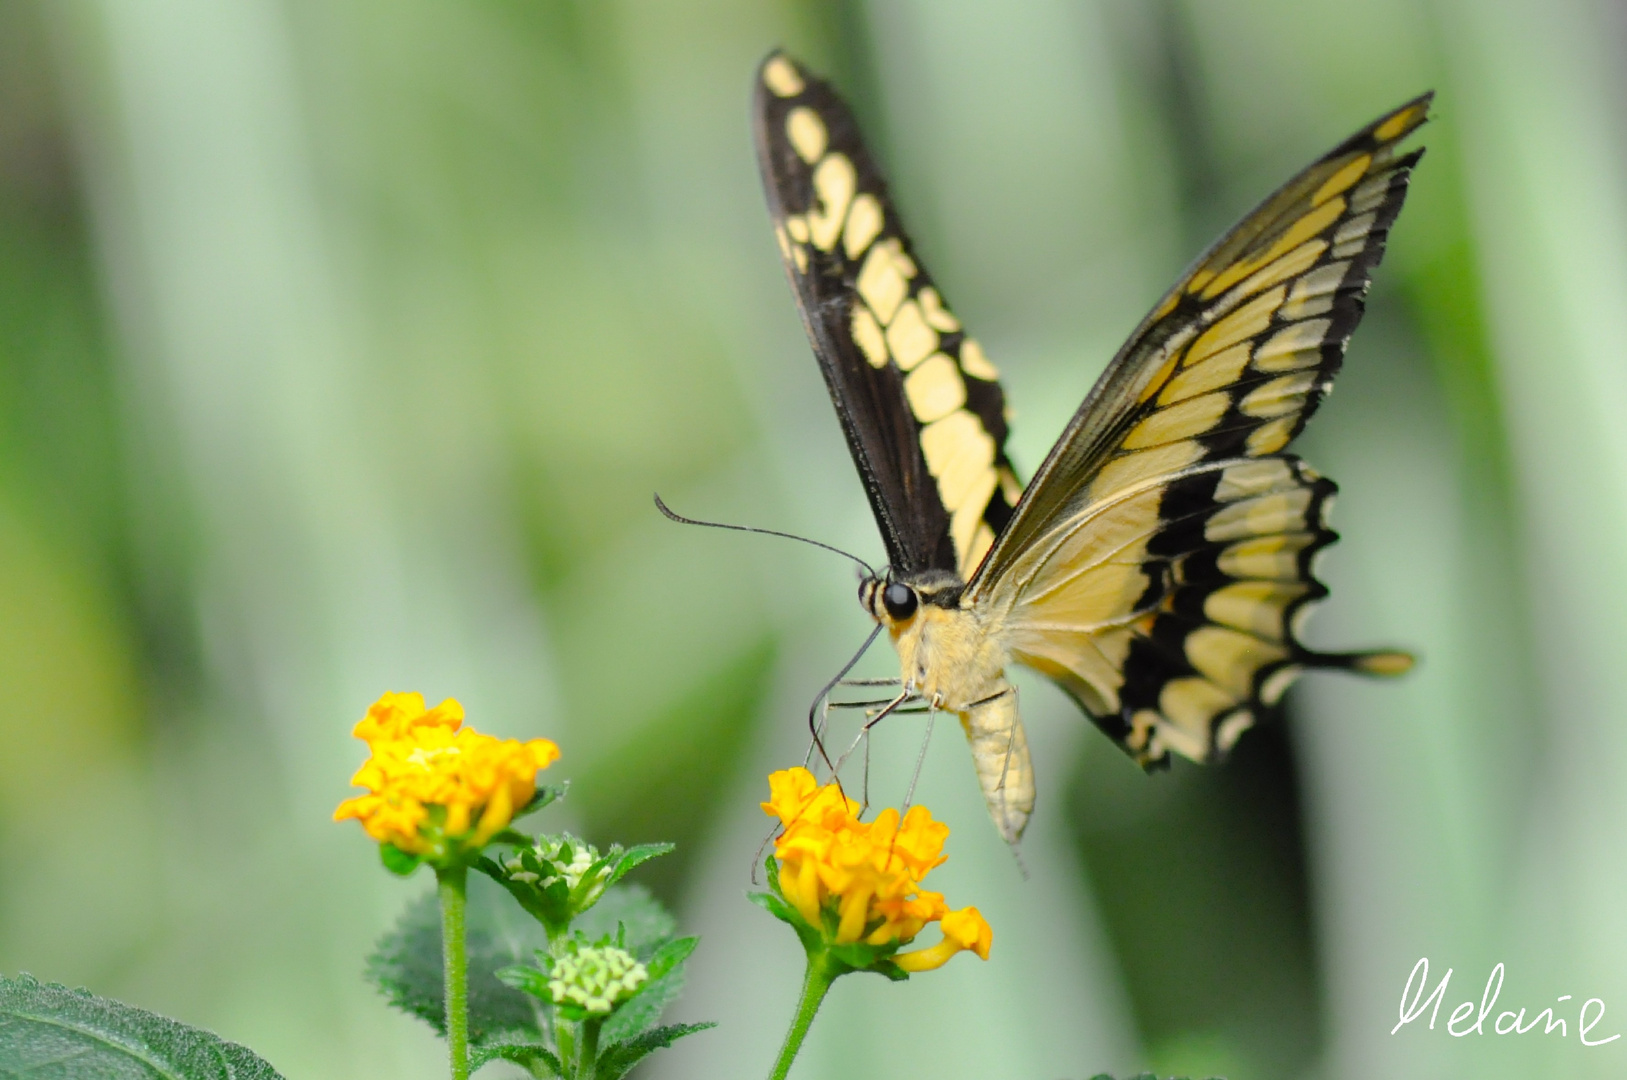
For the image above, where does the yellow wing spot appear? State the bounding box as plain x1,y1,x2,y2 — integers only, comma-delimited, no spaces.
793,246,808,272
1217,533,1315,581
920,410,995,506
1138,348,1182,404
1259,664,1303,705
842,193,885,259
886,300,938,371
918,286,961,332
1158,343,1251,406
1312,155,1371,207
851,302,889,368
1186,268,1216,296
1158,679,1235,750
1185,625,1286,699
1330,211,1377,257
1214,459,1295,502
1253,319,1330,372
1244,415,1297,455
786,215,810,244
1087,440,1204,502
1205,488,1314,542
808,154,856,251
962,519,997,574
1355,651,1416,676
959,337,1000,381
1279,261,1349,320
774,223,792,261
786,107,828,164
762,56,805,97
1240,371,1318,419
998,466,1022,506
1122,390,1229,450
949,475,999,565
856,238,912,324
1374,105,1422,143
903,354,967,423
1215,709,1256,752
1187,285,1287,367
1151,290,1181,320
1351,173,1391,214
1200,197,1346,300
1229,239,1327,306
1204,580,1309,640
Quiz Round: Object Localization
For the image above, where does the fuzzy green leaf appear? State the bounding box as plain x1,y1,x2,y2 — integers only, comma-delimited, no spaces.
470,1040,565,1076
595,1022,716,1080
0,973,285,1079
603,843,675,889
598,937,697,1044
366,874,549,1045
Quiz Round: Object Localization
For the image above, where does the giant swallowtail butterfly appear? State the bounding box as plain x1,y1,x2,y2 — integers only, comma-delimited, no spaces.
755,51,1420,844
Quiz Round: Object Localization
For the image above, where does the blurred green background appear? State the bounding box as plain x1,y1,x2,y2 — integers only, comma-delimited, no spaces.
3,1,1626,1078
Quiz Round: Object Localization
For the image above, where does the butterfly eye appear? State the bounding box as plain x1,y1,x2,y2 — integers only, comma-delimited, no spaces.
882,582,918,620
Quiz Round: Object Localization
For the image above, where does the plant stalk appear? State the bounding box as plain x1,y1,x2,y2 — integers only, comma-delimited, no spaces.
578,1017,602,1080
766,950,835,1080
437,863,471,1080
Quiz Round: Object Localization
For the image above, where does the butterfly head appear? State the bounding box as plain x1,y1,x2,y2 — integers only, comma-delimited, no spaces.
859,569,963,635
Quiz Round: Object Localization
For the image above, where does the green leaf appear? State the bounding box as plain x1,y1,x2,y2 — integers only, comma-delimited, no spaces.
470,1040,565,1076
0,973,285,1079
599,937,697,1044
595,1022,716,1080
366,874,550,1045
603,842,674,889
380,842,424,876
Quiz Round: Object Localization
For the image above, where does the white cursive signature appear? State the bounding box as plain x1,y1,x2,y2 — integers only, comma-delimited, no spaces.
1393,958,1620,1046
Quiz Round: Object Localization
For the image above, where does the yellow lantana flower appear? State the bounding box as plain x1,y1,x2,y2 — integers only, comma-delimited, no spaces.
761,766,992,972
334,691,560,858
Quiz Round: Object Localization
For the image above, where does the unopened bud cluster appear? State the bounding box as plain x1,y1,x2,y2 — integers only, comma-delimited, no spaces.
548,945,648,1015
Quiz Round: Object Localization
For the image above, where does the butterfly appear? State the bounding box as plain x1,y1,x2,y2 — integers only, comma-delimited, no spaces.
753,50,1421,845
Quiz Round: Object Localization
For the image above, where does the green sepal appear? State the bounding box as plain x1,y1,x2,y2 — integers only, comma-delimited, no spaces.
380,842,424,876
0,973,285,1079
827,940,907,980
595,1022,716,1080
470,1041,566,1077
495,962,553,1001
748,890,823,955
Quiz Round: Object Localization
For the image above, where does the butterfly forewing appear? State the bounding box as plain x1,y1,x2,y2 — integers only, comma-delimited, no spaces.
970,94,1428,766
754,52,1021,577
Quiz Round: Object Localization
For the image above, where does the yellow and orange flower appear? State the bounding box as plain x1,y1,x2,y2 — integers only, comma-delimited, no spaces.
334,691,560,858
761,767,991,971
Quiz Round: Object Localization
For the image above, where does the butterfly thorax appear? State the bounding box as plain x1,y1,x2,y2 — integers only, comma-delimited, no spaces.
860,571,1010,711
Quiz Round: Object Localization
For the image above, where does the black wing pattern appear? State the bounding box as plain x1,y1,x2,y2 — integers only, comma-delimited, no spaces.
967,94,1428,766
754,52,1021,577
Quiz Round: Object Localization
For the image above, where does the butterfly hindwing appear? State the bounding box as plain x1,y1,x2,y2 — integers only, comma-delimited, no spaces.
754,52,1021,577
970,95,1427,766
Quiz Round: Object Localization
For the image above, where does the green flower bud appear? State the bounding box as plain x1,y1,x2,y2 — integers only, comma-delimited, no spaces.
547,944,648,1016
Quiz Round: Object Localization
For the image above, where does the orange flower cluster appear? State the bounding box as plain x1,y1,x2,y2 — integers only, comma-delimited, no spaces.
334,691,560,856
761,767,992,972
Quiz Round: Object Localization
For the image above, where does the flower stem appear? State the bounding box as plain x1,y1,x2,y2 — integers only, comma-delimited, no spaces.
437,863,470,1080
578,1018,602,1080
767,950,836,1080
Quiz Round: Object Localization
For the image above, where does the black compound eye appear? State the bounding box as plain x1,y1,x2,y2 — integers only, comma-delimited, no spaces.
882,582,918,620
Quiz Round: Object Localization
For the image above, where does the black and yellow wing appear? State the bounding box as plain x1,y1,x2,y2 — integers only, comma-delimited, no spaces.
968,94,1428,765
753,52,1021,577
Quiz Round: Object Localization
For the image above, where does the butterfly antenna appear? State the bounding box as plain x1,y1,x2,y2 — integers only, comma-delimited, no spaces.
654,493,875,576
